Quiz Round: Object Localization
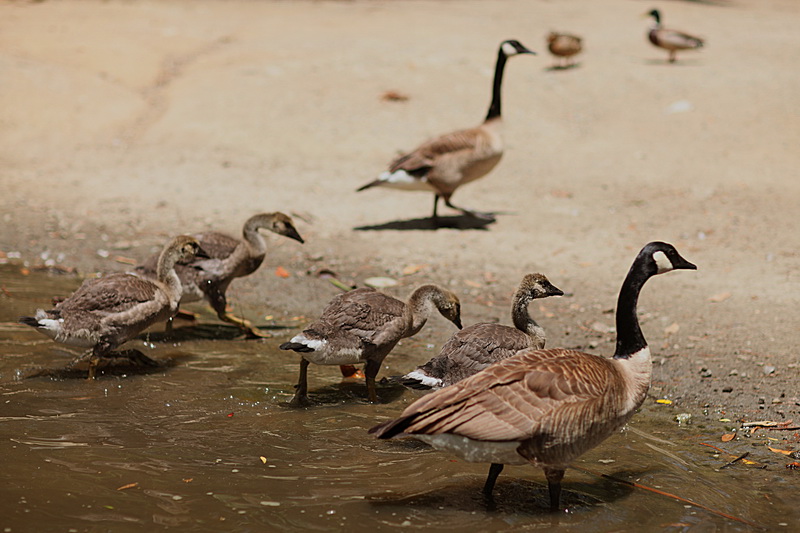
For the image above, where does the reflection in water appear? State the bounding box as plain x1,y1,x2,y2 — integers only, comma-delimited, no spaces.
0,264,795,531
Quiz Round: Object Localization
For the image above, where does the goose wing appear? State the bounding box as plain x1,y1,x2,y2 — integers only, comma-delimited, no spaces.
373,348,618,442
423,323,533,385
317,288,407,345
655,28,703,49
59,273,159,314
389,128,482,175
191,232,240,260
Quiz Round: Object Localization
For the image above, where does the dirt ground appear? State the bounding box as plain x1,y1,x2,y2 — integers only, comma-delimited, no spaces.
1,0,798,426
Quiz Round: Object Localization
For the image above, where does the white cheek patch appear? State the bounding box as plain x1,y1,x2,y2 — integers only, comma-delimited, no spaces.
501,42,517,56
653,250,673,273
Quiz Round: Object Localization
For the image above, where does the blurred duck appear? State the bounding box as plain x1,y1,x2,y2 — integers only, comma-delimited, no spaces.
135,212,304,338
20,235,208,379
547,32,583,69
371,242,696,510
280,284,463,406
357,40,536,225
646,9,704,63
398,273,563,391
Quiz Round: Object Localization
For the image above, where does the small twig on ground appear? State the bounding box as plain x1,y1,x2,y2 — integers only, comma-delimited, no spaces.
720,452,750,469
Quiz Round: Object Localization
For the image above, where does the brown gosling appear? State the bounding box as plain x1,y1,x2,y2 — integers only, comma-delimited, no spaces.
280,285,463,406
19,235,208,379
135,212,304,338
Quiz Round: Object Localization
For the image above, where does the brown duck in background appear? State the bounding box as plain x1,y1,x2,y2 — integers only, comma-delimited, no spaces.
280,285,463,406
646,9,704,63
135,212,304,338
371,242,696,510
547,32,583,69
20,235,208,379
398,273,563,391
357,40,536,225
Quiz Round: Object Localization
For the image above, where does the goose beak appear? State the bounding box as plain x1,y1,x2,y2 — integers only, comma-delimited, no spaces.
454,317,463,330
195,246,211,260
287,227,305,244
676,258,698,271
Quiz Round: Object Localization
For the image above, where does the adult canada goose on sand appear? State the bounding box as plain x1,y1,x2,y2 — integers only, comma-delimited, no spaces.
280,285,463,406
19,235,209,379
357,40,536,226
646,9,704,63
135,212,304,338
370,242,696,510
547,32,583,69
398,273,563,391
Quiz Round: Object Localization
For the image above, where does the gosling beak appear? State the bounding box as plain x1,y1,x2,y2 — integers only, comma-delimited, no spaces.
287,227,305,244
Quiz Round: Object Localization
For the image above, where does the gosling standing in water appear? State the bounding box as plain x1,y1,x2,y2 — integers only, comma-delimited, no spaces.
20,235,208,379
280,285,462,406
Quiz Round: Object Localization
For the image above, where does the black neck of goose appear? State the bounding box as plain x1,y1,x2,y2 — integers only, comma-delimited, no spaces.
485,49,508,121
613,260,651,359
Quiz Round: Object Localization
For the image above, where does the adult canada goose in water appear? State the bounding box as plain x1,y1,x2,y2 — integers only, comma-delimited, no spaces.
357,40,536,225
370,242,696,510
280,285,463,406
19,235,209,379
398,273,563,391
646,9,704,63
547,32,583,69
135,212,304,338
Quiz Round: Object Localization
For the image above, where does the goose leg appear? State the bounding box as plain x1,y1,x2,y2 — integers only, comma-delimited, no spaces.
364,359,381,403
669,50,676,63
289,358,312,407
483,463,504,497
443,197,496,222
208,286,271,338
87,341,112,380
544,467,566,511
431,194,441,224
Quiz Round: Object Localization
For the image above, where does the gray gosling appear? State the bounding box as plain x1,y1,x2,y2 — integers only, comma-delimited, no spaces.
20,235,208,379
280,285,463,406
135,212,303,338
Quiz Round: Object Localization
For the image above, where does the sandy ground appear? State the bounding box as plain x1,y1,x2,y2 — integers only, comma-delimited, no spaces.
1,0,798,425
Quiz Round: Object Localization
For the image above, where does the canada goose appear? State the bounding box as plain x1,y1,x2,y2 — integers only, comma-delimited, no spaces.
356,40,536,225
370,242,696,510
135,212,304,338
280,285,463,406
19,235,208,379
646,9,704,63
547,32,583,68
398,273,563,391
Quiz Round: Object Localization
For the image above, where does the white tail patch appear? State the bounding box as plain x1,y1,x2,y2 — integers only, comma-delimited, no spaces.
653,250,673,273
376,170,434,192
404,370,443,390
291,335,325,351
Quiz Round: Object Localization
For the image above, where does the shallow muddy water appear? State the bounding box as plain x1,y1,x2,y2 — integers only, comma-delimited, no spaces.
1,264,797,532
